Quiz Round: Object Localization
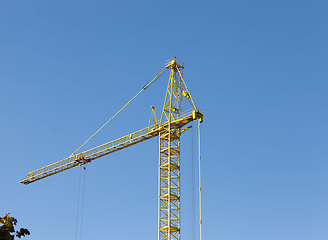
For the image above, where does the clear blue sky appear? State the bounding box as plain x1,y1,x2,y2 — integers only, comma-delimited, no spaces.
1,0,327,240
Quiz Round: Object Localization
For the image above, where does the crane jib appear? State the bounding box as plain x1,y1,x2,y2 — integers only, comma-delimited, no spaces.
20,111,203,185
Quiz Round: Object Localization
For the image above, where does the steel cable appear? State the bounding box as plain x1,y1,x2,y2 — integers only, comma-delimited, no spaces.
190,122,196,240
75,167,82,240
79,169,87,240
70,67,167,157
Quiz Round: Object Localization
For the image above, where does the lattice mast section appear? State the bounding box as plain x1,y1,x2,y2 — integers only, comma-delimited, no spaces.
159,59,183,240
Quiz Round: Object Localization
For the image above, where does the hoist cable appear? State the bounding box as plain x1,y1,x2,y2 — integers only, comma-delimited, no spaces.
79,169,87,240
198,121,202,240
74,167,82,240
190,122,196,240
69,67,167,157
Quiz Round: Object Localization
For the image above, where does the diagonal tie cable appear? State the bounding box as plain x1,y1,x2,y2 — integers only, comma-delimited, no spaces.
70,67,167,157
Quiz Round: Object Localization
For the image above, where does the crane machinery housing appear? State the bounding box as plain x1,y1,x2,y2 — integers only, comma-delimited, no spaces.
20,58,203,240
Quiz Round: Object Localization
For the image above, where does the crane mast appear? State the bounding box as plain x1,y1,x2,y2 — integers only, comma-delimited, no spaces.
20,58,203,240
158,59,183,240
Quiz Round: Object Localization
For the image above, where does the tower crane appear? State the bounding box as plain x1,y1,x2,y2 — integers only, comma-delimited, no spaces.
20,58,203,240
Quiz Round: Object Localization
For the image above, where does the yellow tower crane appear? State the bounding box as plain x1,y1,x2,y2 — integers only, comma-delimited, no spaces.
20,58,203,240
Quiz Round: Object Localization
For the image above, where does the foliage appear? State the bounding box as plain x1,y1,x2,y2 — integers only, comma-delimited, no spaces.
0,214,30,240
